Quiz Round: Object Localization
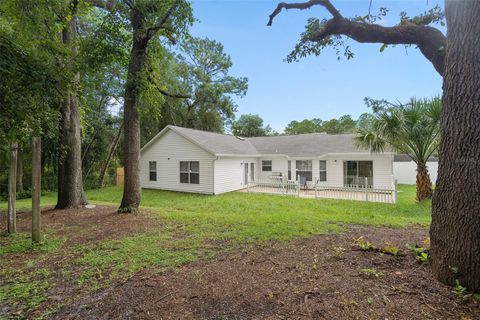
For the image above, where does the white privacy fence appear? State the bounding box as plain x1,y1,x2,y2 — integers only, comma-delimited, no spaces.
246,177,397,204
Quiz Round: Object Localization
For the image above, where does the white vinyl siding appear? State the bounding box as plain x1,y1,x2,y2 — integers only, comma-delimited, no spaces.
322,154,394,188
214,156,258,194
140,130,215,194
257,156,288,180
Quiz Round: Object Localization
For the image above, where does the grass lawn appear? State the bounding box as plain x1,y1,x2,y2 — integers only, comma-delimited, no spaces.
5,184,430,237
0,185,431,318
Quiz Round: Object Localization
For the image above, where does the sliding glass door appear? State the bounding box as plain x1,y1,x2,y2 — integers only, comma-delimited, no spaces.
343,161,373,187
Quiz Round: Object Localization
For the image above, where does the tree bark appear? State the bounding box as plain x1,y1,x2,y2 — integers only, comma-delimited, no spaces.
99,124,123,188
32,137,41,243
415,163,432,202
16,148,23,192
118,9,148,212
56,1,87,209
430,0,480,291
7,142,18,234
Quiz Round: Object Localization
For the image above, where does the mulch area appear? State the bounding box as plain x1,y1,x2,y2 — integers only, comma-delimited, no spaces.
0,205,156,247
1,206,158,319
53,226,480,320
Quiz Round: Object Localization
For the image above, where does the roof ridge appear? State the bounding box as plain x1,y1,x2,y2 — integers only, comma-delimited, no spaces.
169,125,236,137
171,125,356,139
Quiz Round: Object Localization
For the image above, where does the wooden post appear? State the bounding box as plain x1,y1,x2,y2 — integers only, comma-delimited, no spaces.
7,142,18,234
297,175,300,197
393,179,398,204
32,137,41,243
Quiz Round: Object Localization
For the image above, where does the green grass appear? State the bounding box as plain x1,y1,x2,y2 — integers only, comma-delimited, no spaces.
74,184,430,284
89,184,431,237
0,232,64,255
0,192,57,211
0,184,431,317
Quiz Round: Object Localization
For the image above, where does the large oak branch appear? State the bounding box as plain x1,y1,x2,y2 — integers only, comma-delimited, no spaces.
268,0,446,76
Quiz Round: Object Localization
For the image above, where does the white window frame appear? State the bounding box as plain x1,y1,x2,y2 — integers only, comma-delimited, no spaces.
149,161,157,181
319,160,327,182
180,161,200,184
262,160,272,172
296,160,313,181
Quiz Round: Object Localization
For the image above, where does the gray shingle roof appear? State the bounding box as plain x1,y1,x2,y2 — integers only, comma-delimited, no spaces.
170,126,259,155
248,133,369,157
145,125,374,157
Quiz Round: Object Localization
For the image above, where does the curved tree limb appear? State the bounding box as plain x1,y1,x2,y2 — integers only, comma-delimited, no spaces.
156,87,190,99
268,0,446,76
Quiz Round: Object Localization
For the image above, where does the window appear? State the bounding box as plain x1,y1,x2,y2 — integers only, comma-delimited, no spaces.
262,160,272,172
288,160,291,180
250,163,255,182
319,160,327,182
296,160,312,181
149,161,157,181
180,161,200,184
343,160,373,187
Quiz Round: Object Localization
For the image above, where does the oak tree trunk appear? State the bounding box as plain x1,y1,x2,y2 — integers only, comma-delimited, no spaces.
7,142,17,234
415,164,433,202
56,4,87,209
16,149,23,192
118,10,148,212
430,0,480,291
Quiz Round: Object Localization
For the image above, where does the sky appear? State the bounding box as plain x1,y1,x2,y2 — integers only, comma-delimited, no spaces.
189,0,444,132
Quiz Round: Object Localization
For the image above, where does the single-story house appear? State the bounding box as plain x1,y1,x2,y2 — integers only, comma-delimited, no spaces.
139,125,395,195
393,154,438,185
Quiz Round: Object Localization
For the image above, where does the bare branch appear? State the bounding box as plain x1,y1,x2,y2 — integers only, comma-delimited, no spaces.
310,18,446,75
268,0,341,26
268,0,446,76
146,71,190,99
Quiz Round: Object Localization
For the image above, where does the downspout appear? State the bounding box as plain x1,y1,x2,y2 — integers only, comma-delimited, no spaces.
212,156,219,195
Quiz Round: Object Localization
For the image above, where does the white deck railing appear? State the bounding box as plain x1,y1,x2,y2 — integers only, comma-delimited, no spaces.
314,182,397,204
247,178,300,196
246,177,397,204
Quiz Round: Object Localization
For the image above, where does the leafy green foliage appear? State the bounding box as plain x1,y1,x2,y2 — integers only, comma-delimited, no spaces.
231,114,275,137
139,36,248,141
0,24,60,142
284,115,360,135
383,243,399,256
356,97,441,165
354,236,374,251
406,243,430,262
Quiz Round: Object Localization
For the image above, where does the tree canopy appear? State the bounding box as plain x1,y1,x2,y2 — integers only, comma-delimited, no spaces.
284,114,365,135
231,114,275,137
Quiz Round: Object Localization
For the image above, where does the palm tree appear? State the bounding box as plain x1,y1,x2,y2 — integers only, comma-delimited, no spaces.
356,97,441,202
